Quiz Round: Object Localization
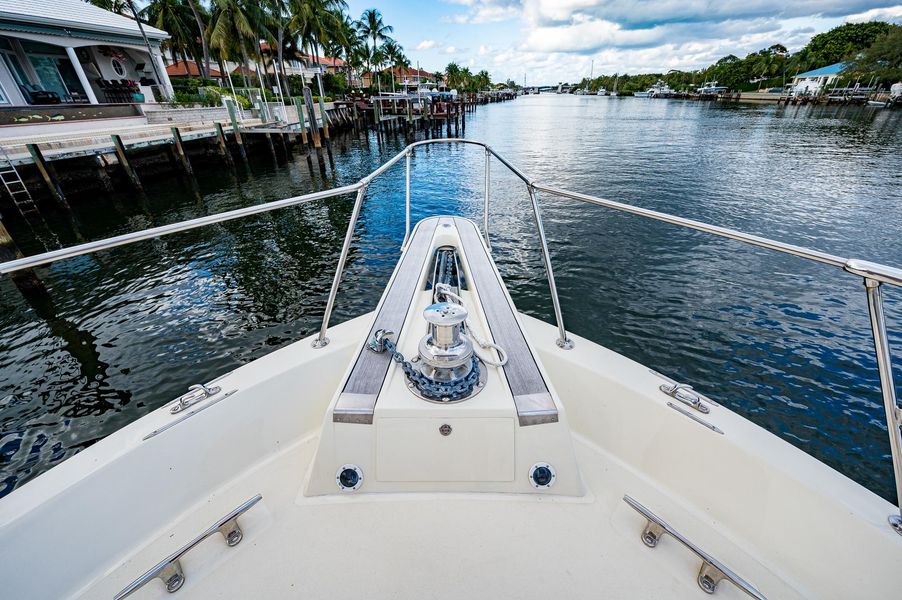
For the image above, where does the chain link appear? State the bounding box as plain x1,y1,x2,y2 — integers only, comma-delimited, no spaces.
369,330,480,401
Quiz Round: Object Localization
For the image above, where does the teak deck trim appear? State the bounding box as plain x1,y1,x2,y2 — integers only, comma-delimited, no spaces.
333,217,557,426
334,219,439,424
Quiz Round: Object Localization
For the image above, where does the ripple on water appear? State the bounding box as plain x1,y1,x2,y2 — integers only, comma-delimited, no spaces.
1,98,901,501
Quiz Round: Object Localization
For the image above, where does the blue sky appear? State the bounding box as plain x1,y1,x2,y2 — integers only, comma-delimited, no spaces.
344,1,902,84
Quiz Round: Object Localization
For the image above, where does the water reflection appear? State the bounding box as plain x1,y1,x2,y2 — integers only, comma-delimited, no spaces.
1,97,900,502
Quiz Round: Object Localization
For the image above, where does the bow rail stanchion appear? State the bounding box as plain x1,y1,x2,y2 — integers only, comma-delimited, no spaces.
313,184,369,349
484,146,491,250
2,140,902,531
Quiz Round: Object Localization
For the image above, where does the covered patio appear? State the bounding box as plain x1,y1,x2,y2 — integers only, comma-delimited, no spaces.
0,0,174,107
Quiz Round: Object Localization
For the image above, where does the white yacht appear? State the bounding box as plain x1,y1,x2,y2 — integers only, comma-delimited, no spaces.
1,140,901,599
596,87,607,96
636,80,675,98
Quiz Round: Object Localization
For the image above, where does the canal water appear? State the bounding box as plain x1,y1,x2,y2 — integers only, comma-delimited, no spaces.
1,96,901,501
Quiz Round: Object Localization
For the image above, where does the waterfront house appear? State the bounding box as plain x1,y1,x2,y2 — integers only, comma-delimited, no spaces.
0,0,173,107
792,62,845,95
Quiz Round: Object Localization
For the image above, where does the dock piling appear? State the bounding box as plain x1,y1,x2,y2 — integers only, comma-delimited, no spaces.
26,144,69,210
170,127,194,176
111,135,143,192
225,98,249,166
214,122,235,168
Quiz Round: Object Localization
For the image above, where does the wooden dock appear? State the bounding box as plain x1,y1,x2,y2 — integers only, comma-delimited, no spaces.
0,92,516,223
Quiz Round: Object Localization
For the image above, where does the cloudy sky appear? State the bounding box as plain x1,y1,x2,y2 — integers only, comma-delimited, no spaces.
344,0,902,84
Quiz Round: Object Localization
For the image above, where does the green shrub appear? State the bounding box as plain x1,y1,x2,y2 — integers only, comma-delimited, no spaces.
172,91,202,105
231,93,251,109
171,77,218,94
323,73,347,95
286,75,305,96
199,86,221,107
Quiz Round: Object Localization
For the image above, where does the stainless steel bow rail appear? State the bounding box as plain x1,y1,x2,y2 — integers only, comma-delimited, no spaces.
1,139,901,533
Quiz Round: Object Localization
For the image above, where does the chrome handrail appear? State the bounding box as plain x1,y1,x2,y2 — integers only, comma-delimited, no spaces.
0,140,900,531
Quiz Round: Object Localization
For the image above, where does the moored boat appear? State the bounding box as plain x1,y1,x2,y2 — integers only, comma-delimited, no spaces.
1,140,901,599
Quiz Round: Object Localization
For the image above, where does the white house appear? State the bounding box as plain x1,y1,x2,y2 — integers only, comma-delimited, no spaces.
0,0,173,106
792,62,845,96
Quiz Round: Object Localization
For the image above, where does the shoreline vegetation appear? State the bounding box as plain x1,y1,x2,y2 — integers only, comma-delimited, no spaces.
573,22,902,95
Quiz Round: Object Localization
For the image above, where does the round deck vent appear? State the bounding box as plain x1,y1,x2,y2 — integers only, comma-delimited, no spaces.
529,463,556,488
336,464,363,491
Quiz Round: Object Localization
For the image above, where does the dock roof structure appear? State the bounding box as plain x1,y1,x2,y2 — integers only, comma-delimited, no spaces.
796,63,846,78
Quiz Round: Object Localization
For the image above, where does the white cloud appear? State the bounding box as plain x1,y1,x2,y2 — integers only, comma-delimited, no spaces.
845,5,902,22
522,0,902,27
425,1,902,85
415,40,437,50
445,0,520,24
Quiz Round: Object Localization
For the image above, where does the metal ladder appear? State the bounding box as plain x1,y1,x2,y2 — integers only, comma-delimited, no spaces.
0,145,38,216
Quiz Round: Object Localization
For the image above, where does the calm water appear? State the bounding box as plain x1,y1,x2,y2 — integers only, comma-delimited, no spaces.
2,96,901,501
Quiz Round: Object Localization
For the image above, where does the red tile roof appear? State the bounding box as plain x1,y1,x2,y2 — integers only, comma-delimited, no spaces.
166,60,222,78
300,53,346,67
383,67,436,79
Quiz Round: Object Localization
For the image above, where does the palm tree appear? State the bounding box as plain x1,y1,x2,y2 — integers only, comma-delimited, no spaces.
209,0,264,88
381,39,406,92
356,8,393,90
334,13,364,90
290,0,347,102
444,62,462,90
143,0,202,72
475,69,490,91
184,0,212,77
87,0,130,14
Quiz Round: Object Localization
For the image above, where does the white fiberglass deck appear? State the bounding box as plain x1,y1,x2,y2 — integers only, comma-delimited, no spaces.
2,141,901,599
2,313,899,599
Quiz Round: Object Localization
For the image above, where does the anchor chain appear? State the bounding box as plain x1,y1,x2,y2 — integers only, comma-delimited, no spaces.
369,330,481,401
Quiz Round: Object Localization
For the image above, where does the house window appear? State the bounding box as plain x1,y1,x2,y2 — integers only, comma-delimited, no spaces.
111,59,125,77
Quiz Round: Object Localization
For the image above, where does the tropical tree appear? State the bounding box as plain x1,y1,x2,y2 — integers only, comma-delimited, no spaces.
381,39,407,91
847,24,902,83
86,0,130,14
290,0,347,101
209,0,268,88
805,21,894,66
356,8,393,90
336,14,365,89
444,62,462,89
143,0,202,71
474,69,491,91
184,0,212,77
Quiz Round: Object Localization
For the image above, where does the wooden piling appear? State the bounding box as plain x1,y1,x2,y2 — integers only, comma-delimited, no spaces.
26,144,69,210
0,216,47,293
225,98,248,165
93,155,114,192
293,97,309,146
111,135,143,192
214,122,235,168
170,127,193,176
318,95,331,141
302,88,322,149
264,132,278,162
